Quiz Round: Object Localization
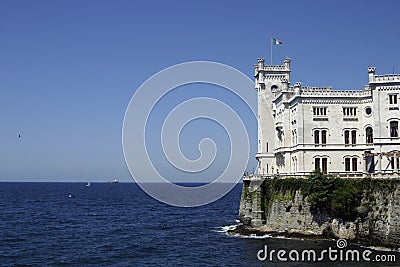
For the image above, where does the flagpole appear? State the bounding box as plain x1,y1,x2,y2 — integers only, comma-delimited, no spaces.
270,37,272,65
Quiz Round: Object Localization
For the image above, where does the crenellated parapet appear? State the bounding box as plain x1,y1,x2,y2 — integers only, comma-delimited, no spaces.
300,87,372,97
254,58,291,72
374,74,400,83
263,65,289,71
301,86,332,91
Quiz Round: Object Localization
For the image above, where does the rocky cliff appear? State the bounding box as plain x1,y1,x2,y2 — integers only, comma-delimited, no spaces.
237,174,400,249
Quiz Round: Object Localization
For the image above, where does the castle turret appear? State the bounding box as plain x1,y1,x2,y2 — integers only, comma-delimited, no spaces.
284,58,291,70
294,81,302,95
257,58,265,69
368,67,376,83
255,58,291,176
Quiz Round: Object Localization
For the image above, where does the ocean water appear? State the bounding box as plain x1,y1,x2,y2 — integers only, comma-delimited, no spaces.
0,182,399,267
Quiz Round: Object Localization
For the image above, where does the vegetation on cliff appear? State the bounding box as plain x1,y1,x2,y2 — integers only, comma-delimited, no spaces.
254,170,400,221
305,170,362,220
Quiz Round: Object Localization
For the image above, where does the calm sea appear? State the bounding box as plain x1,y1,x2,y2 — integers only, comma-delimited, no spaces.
0,183,398,266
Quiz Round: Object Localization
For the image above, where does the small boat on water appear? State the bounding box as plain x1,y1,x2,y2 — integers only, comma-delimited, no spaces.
86,182,91,187
107,178,118,183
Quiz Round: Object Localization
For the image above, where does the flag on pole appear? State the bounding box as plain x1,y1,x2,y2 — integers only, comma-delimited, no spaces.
272,38,283,45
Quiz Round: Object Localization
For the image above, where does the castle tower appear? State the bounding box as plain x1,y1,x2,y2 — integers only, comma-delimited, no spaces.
254,58,291,175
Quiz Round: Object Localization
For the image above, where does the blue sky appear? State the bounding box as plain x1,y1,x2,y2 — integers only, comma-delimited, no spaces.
1,0,399,182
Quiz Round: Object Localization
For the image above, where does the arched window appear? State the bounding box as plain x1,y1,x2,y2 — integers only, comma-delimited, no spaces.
352,158,357,171
344,157,358,172
322,158,328,173
314,157,328,173
314,130,320,145
344,130,350,145
321,130,327,146
390,121,399,137
366,127,373,144
351,130,357,145
345,158,351,171
315,158,320,171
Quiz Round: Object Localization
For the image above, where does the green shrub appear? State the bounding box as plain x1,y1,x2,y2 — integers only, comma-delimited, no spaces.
330,181,362,220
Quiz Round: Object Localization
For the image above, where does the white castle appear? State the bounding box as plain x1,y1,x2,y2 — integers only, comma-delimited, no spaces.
252,58,400,178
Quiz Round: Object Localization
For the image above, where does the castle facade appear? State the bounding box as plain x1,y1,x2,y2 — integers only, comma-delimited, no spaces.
254,58,400,178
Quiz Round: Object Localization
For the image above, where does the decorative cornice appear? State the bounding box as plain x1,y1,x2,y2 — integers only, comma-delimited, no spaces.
302,99,373,105
377,86,400,91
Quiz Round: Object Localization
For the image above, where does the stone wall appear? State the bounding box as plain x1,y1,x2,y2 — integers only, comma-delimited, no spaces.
238,178,400,249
